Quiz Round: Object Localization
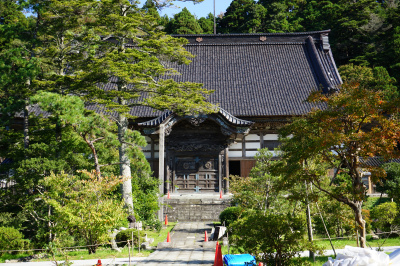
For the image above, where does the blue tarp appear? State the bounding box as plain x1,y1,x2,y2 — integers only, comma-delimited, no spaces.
223,254,256,266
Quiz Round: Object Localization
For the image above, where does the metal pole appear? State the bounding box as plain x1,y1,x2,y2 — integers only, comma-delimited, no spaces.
213,0,216,34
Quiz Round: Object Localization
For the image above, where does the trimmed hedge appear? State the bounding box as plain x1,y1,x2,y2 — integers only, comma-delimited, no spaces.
0,227,30,254
219,206,242,227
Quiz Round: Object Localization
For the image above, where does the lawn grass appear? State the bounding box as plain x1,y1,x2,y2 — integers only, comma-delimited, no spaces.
300,256,331,265
363,196,391,210
314,235,400,250
0,222,177,263
0,253,32,263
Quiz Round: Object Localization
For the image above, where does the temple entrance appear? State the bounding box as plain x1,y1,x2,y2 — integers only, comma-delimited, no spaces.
165,119,227,193
173,155,219,193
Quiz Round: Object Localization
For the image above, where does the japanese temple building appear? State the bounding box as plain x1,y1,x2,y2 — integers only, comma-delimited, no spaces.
132,30,342,196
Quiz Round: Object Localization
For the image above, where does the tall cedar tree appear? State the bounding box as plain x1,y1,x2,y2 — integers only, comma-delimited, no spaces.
218,0,266,33
198,13,214,34
274,75,400,248
167,7,203,34
0,0,40,151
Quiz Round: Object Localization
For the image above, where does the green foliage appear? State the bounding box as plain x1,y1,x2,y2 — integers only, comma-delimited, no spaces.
198,13,214,34
131,172,160,224
218,0,266,33
230,149,289,211
0,0,215,250
0,212,27,231
219,206,242,227
41,171,127,254
275,76,400,248
313,198,354,237
168,7,203,34
371,202,399,232
339,64,398,100
115,229,146,247
377,163,400,204
0,227,30,254
228,149,320,263
230,210,316,265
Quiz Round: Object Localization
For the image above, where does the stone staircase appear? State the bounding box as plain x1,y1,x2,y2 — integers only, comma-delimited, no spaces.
162,193,232,222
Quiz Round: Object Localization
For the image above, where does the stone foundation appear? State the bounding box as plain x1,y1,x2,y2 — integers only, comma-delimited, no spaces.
163,194,232,222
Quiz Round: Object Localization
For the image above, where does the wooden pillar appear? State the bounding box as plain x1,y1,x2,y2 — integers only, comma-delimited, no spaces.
260,132,264,149
219,153,222,193
242,136,246,157
225,147,229,192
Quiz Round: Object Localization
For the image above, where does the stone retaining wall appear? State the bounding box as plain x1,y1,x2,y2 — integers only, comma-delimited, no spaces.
163,197,232,222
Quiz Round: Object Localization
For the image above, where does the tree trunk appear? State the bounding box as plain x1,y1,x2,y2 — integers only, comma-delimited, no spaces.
83,134,101,180
118,111,134,214
354,202,366,248
306,202,315,260
24,99,29,149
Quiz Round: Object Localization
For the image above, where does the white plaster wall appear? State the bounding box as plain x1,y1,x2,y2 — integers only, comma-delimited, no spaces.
228,142,242,149
246,142,261,149
246,150,258,157
264,134,279,140
246,134,260,141
228,150,242,158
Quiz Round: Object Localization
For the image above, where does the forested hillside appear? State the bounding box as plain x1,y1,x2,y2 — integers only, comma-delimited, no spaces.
161,0,400,84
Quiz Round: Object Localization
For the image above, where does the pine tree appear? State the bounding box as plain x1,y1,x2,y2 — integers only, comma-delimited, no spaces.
168,7,203,34
63,0,215,213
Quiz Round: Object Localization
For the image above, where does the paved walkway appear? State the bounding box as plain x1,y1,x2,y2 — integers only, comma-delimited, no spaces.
135,221,216,266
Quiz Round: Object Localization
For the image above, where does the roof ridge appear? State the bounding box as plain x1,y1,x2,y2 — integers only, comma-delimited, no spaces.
186,42,305,46
171,30,331,38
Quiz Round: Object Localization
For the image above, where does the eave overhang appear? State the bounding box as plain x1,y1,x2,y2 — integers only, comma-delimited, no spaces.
137,108,254,136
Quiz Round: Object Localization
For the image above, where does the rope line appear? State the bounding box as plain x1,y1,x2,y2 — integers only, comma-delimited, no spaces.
0,239,144,253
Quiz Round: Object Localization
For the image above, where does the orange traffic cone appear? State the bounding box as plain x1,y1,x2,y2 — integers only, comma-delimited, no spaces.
96,260,102,266
205,230,208,242
165,215,168,226
215,245,223,266
214,242,219,264
219,190,223,199
167,191,170,199
167,232,171,242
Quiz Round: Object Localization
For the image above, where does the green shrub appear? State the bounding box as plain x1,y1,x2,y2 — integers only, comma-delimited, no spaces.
230,210,319,266
370,202,398,232
144,218,162,232
0,227,30,254
219,206,242,227
115,229,146,247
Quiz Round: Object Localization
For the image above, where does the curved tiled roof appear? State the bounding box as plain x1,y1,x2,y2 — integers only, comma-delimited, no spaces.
137,108,253,127
130,31,341,118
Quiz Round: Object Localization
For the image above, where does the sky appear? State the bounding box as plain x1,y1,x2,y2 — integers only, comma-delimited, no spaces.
24,0,233,20
158,0,232,19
